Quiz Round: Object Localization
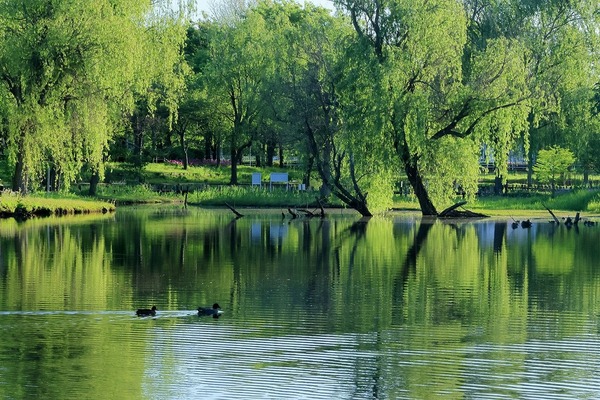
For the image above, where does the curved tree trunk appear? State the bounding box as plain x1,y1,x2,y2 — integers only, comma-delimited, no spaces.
395,127,438,216
306,121,372,217
404,161,437,216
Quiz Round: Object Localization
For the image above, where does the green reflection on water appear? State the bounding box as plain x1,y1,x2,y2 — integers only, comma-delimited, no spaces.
0,207,599,399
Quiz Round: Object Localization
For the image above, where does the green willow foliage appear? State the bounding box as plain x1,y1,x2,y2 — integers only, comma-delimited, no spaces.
182,0,598,215
533,145,576,192
0,0,190,193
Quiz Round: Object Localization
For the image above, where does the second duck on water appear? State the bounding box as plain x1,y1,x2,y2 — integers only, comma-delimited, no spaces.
136,306,157,317
198,303,222,318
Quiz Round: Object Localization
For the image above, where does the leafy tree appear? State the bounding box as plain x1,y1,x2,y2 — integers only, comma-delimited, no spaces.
561,88,600,186
337,0,531,215
257,1,394,215
533,145,575,196
202,7,273,184
594,83,600,117
491,0,600,187
0,0,190,193
171,24,214,170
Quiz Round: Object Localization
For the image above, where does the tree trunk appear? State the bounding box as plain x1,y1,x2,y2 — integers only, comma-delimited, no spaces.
266,141,275,167
527,144,535,188
303,154,314,187
204,133,212,161
179,129,189,170
350,199,373,217
133,113,144,168
12,159,26,193
404,160,438,216
278,145,284,168
89,170,100,196
230,149,239,185
12,129,28,193
305,120,369,216
392,114,437,216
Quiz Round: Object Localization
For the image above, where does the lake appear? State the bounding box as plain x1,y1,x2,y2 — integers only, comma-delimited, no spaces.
1,206,599,399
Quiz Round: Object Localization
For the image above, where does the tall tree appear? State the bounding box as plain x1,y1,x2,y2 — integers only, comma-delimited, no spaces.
338,0,531,215
533,145,575,196
467,1,600,187
0,0,190,193
258,1,394,216
203,6,273,185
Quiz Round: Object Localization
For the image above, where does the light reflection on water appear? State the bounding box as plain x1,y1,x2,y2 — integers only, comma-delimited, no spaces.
0,208,600,399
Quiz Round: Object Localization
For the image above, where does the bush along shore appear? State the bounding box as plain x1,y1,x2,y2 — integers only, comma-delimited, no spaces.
0,192,115,219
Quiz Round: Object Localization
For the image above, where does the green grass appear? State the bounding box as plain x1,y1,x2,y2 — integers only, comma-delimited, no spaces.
471,190,600,212
391,189,600,217
3,158,600,214
190,186,329,208
0,192,115,217
105,162,305,185
92,183,181,204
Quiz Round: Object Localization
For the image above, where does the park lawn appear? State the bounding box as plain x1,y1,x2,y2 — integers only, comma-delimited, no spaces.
2,159,600,215
104,161,305,186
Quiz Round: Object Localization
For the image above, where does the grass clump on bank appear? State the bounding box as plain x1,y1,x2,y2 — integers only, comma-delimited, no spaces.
0,192,115,218
472,190,600,213
391,189,600,216
93,183,181,204
190,186,328,208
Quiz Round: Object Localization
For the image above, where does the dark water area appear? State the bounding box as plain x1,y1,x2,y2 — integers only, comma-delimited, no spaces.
1,207,600,399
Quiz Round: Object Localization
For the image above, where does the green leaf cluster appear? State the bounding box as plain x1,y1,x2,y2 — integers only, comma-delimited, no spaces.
0,0,190,192
533,145,575,188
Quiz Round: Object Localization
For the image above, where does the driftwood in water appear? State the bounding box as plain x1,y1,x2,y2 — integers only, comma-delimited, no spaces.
298,209,315,217
438,201,488,218
288,208,298,219
224,202,244,218
543,203,560,225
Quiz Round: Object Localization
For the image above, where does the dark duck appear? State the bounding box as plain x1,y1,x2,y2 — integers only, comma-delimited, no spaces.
136,306,157,317
198,303,222,318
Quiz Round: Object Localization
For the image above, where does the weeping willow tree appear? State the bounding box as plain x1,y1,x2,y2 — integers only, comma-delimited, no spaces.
337,0,532,215
253,1,395,216
0,0,190,193
464,0,600,189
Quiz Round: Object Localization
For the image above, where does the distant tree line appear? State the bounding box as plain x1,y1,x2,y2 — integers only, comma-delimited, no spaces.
0,0,599,216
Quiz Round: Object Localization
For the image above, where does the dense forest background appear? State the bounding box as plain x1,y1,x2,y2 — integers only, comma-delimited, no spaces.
0,0,599,216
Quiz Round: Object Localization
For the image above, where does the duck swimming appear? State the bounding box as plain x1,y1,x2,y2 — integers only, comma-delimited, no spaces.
136,306,157,317
198,303,222,318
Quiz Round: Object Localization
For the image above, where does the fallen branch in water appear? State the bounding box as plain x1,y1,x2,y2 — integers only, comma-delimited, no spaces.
224,202,244,219
542,203,560,225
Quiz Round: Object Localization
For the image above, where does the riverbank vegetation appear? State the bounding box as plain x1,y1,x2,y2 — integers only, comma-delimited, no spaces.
0,1,599,218
0,192,115,218
2,157,600,217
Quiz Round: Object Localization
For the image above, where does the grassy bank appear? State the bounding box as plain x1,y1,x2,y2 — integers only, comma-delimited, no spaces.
0,192,115,218
471,190,600,213
189,185,329,208
2,159,600,216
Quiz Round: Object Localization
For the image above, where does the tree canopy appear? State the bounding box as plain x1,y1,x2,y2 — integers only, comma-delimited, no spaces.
0,0,190,192
1,0,599,216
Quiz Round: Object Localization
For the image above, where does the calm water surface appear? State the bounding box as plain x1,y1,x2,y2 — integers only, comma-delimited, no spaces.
1,207,600,399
